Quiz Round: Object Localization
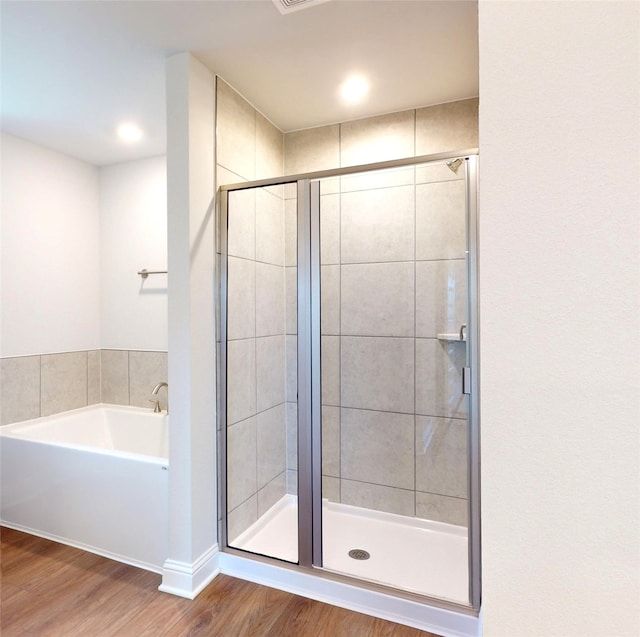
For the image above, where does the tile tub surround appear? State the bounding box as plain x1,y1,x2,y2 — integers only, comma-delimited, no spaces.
0,349,168,426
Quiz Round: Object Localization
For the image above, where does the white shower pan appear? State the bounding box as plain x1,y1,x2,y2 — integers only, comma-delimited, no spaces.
231,494,469,605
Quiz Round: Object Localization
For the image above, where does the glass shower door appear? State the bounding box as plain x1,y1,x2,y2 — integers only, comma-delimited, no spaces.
223,183,299,563
317,160,472,604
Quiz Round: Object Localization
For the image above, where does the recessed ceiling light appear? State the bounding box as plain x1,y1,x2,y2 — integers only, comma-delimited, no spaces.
340,75,369,104
117,122,143,143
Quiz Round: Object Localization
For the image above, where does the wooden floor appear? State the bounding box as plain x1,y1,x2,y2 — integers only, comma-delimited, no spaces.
1,527,440,636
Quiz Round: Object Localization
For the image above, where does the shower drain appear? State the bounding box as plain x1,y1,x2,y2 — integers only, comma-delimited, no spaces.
348,549,370,561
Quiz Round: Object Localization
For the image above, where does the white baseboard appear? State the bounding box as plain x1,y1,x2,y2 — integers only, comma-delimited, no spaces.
159,544,220,599
219,552,481,637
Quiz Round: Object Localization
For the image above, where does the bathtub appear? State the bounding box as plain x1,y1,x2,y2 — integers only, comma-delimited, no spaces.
0,404,169,572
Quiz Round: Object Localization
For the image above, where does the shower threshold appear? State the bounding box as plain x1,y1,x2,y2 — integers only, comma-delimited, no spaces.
230,494,469,605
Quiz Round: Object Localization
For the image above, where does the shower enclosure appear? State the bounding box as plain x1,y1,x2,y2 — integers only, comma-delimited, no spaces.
218,151,480,610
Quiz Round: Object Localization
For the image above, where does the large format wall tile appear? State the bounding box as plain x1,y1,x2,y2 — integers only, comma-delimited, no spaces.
321,265,340,335
227,188,255,261
416,491,467,527
1,356,40,425
340,110,415,166
323,476,340,503
227,256,256,340
415,339,467,419
416,416,467,499
341,479,414,517
341,262,414,337
284,125,340,174
255,111,283,180
285,335,297,403
216,79,256,180
341,408,414,490
415,98,479,157
285,198,297,267
100,349,129,404
341,337,414,413
416,259,466,338
321,335,340,406
256,263,284,338
87,350,101,405
416,181,466,260
258,472,286,518
227,416,257,511
41,351,88,417
340,166,415,194
415,161,465,185
285,267,297,335
320,193,340,266
129,351,168,410
256,189,284,266
322,405,340,477
227,494,257,544
256,335,285,412
286,401,298,472
227,339,257,425
341,185,414,264
257,403,286,489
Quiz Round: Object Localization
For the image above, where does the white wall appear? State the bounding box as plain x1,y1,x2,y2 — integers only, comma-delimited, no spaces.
161,52,218,598
0,132,100,357
479,2,639,636
100,156,167,351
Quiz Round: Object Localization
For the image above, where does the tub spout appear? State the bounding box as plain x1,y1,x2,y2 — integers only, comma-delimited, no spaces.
149,382,168,413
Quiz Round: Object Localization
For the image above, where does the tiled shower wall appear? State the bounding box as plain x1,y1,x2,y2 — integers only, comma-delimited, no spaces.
218,85,477,534
0,350,168,426
284,100,478,526
216,78,290,542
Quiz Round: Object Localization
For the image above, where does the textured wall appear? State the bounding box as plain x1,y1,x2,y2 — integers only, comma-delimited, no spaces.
100,156,168,351
479,2,639,635
0,133,100,357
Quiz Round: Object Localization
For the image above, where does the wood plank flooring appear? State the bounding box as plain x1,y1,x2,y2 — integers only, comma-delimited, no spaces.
1,528,440,636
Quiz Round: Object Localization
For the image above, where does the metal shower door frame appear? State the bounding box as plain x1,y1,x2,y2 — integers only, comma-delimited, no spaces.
218,149,481,613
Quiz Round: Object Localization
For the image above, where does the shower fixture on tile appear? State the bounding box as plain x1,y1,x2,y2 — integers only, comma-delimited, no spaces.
218,151,480,614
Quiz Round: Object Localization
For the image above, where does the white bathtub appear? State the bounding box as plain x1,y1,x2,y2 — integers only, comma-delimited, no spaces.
0,404,169,572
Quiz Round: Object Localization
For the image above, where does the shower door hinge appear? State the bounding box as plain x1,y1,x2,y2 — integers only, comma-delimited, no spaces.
462,367,472,395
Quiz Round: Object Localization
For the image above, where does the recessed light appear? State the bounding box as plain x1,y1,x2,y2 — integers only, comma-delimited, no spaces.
117,122,143,143
340,75,369,104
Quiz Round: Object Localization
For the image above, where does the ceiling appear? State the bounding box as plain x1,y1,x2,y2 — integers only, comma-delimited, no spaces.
0,0,478,166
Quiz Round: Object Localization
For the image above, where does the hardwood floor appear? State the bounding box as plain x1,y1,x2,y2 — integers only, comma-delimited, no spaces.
1,528,440,636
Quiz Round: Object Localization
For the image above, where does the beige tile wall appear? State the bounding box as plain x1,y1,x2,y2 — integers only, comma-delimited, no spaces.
0,349,168,426
217,78,290,543
285,97,477,527
219,88,477,532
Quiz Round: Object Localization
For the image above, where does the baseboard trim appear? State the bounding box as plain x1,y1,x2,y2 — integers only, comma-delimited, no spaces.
159,544,220,599
219,552,481,637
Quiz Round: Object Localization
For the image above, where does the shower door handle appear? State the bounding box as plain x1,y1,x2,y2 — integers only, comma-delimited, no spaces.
462,367,472,395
